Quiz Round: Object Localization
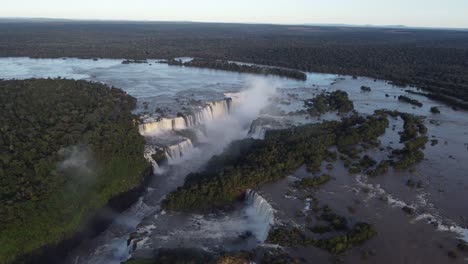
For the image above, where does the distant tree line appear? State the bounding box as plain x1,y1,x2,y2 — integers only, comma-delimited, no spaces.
164,58,307,81
0,22,467,109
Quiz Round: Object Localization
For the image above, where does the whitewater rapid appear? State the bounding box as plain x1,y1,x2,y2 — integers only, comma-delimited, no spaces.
139,98,233,136
67,79,280,264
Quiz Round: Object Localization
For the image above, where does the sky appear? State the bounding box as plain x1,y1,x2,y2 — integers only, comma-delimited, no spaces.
1,0,468,28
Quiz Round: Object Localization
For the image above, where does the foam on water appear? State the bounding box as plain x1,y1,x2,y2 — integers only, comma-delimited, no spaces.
355,174,468,243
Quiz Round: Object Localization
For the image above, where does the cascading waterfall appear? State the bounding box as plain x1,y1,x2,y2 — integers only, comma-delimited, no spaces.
164,138,194,164
139,98,232,136
248,125,267,139
138,97,234,173
139,118,175,135
143,146,160,174
245,189,275,242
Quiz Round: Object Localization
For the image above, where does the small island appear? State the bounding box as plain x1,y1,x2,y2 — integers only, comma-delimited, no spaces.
165,58,308,81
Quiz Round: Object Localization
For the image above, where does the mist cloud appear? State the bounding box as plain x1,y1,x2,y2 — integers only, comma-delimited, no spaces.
58,144,96,181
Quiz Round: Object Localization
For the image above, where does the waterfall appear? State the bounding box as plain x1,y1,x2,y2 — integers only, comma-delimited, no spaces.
245,189,275,242
248,117,280,140
138,118,179,135
143,146,160,174
225,92,243,108
164,138,194,164
248,125,267,139
139,98,232,136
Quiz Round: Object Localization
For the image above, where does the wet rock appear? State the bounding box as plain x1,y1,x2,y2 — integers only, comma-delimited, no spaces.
402,206,415,215
127,232,139,246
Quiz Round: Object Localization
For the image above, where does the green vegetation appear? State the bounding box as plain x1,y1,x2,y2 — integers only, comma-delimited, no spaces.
315,223,377,254
267,227,310,247
2,22,468,109
304,90,354,115
430,106,441,114
367,160,390,177
361,86,372,92
320,212,348,231
391,112,428,169
337,110,427,176
359,155,377,169
166,58,307,81
122,59,148,64
0,79,148,263
268,205,376,255
162,112,388,211
398,95,423,107
295,174,331,189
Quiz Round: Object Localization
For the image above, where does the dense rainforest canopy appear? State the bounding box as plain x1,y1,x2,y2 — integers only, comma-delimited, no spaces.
1,21,467,109
0,79,148,263
162,111,390,211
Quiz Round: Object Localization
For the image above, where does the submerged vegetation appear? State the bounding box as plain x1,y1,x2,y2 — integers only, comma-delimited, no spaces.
295,174,331,189
0,79,148,263
162,112,389,211
268,204,376,255
398,95,423,107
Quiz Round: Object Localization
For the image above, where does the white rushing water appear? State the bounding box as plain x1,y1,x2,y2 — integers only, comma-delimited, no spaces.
143,146,160,175
127,189,275,258
245,190,275,242
139,99,232,136
164,138,194,164
64,75,280,264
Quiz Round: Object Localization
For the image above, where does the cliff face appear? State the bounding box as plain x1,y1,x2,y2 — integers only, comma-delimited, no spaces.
0,79,149,264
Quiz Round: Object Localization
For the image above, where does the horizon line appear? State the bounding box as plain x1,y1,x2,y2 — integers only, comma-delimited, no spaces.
1,16,467,31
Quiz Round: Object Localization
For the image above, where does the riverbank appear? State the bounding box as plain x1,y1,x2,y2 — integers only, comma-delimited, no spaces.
0,79,150,263
16,166,153,264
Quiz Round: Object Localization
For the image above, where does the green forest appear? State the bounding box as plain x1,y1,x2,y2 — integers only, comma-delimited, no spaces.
166,58,307,81
1,22,467,109
0,79,149,263
162,112,389,211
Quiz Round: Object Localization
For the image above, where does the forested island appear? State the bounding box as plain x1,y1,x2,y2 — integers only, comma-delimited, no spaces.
161,91,427,212
0,79,149,263
1,21,467,109
164,58,307,81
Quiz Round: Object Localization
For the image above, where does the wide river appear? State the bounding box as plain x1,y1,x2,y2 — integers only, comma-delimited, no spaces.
1,57,467,263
